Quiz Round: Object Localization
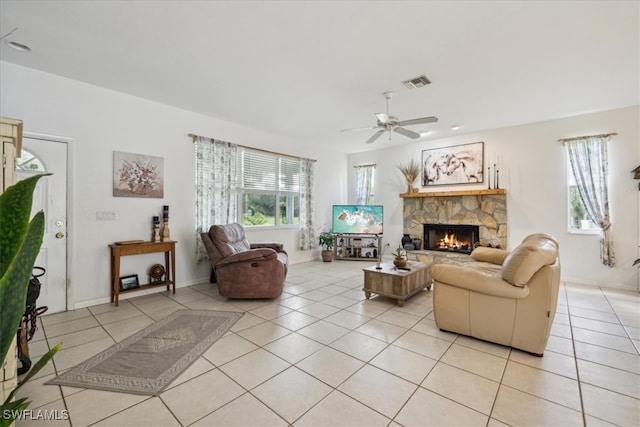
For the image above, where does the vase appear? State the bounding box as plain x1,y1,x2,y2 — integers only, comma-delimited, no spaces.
412,238,421,250
393,258,407,268
401,234,412,247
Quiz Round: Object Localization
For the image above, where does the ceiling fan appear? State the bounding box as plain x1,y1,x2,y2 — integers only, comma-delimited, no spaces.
342,92,438,144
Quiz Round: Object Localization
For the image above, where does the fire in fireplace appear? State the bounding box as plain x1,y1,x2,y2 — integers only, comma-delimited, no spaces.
423,224,479,254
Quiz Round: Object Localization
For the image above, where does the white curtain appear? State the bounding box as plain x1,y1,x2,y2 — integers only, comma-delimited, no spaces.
355,164,375,205
298,158,315,250
566,136,615,267
194,136,238,261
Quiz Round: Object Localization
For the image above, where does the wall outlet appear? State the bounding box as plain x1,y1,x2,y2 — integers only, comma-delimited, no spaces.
96,211,116,220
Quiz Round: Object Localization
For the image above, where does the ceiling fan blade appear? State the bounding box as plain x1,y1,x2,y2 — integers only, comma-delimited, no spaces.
393,127,420,139
398,116,438,126
365,130,385,144
341,125,378,132
375,113,391,124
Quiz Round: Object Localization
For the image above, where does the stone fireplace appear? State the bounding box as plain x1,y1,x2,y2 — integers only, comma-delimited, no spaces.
402,189,507,250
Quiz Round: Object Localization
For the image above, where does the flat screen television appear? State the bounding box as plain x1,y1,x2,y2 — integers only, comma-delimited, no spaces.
332,205,383,235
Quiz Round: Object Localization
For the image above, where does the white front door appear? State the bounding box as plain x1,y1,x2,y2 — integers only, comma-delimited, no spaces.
17,137,68,314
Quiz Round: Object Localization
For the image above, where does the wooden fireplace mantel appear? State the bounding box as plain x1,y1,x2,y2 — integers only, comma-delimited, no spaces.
400,188,506,198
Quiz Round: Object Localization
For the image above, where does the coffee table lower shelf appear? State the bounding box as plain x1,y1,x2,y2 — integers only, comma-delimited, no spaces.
362,261,432,307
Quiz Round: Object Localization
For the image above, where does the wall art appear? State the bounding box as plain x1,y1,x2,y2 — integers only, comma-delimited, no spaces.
113,151,164,198
422,141,484,186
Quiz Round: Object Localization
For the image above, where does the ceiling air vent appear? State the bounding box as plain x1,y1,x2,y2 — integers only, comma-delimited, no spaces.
402,75,431,89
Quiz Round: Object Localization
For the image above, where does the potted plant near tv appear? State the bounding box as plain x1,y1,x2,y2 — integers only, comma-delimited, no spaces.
319,231,335,262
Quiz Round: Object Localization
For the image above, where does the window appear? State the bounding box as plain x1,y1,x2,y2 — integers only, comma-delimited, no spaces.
17,149,46,173
239,149,300,227
567,156,597,233
354,164,375,205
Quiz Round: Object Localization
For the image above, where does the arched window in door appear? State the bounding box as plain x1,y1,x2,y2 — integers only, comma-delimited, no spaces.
17,148,46,173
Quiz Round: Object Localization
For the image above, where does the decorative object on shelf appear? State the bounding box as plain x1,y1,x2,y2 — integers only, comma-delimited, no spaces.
319,231,335,262
412,237,421,250
162,205,170,242
392,246,407,268
422,141,484,186
632,165,640,190
397,158,421,193
376,243,387,270
401,233,414,251
149,264,166,284
113,151,164,198
152,216,160,242
119,274,140,291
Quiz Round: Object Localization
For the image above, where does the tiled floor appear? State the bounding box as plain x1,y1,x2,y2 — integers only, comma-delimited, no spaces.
16,261,640,426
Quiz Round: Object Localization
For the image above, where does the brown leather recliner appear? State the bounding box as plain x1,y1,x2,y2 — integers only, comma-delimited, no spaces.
431,233,560,356
200,223,288,298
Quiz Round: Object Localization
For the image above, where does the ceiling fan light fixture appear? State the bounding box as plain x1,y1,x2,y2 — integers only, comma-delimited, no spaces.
402,75,431,89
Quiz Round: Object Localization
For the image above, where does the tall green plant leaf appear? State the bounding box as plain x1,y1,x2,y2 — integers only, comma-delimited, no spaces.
5,343,62,405
0,174,48,368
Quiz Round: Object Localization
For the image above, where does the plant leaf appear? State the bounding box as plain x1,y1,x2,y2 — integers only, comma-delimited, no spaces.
0,175,48,371
0,212,45,370
6,343,62,404
0,397,30,427
0,175,48,273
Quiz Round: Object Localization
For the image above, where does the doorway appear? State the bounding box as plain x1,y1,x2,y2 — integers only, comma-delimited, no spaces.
17,136,69,314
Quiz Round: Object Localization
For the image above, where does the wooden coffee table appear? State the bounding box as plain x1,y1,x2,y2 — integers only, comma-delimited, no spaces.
362,261,432,306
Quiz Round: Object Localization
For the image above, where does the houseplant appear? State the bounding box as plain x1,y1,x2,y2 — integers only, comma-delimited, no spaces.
319,231,335,262
0,174,61,426
397,158,421,193
392,246,407,268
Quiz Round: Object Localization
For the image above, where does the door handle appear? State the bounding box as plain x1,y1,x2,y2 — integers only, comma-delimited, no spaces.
55,232,65,239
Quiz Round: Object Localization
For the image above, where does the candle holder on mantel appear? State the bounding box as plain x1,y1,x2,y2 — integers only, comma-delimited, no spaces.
162,205,171,242
152,216,161,242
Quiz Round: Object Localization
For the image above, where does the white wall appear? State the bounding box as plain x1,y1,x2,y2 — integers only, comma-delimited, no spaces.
0,61,348,309
349,107,640,291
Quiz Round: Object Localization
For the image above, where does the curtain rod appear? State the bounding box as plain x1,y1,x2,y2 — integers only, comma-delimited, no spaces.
557,132,618,143
354,163,377,168
189,133,316,162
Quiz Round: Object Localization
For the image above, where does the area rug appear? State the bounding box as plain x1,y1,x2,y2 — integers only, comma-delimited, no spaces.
47,309,243,395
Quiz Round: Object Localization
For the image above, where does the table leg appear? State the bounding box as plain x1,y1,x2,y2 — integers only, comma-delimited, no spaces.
164,250,170,292
112,251,121,307
364,291,371,299
170,245,176,294
397,299,405,307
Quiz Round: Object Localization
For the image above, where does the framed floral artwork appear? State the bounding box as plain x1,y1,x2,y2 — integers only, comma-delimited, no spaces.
421,142,484,186
113,151,164,198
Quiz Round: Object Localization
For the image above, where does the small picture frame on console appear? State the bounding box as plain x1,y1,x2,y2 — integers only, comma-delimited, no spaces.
119,274,140,291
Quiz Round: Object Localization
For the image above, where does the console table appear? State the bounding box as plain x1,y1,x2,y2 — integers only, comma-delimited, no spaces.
109,241,176,306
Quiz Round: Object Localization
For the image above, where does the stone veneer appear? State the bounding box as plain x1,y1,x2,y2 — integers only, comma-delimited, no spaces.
402,193,507,249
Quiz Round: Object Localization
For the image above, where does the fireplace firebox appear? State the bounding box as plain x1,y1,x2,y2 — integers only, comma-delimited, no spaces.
423,224,479,254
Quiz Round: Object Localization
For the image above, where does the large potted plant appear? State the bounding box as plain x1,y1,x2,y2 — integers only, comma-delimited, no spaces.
319,231,335,262
0,174,61,426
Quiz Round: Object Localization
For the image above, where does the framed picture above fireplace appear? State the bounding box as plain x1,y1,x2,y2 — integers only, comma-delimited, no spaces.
422,141,484,186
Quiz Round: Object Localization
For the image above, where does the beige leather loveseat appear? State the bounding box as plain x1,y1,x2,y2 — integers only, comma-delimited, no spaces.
431,233,560,356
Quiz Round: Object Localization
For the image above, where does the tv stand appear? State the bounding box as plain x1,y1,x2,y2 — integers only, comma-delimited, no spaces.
334,234,382,261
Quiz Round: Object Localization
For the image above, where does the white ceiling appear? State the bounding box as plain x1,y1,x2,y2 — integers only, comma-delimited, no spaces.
1,1,638,154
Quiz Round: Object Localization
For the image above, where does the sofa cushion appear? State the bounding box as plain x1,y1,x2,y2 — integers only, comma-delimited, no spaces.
501,234,558,286
470,247,509,265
